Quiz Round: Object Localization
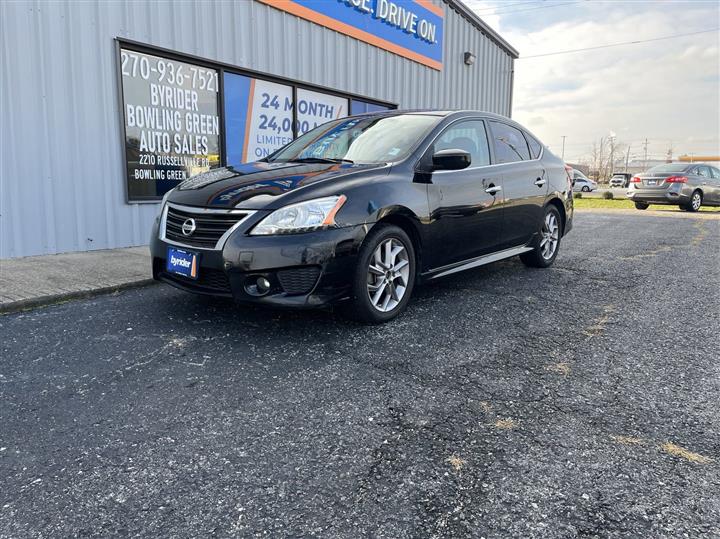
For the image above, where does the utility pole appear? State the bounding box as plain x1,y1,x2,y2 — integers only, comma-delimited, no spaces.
561,136,566,161
642,138,649,169
624,144,631,172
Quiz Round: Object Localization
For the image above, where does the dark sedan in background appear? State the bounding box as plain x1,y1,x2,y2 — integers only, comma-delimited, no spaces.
627,163,720,211
151,111,573,322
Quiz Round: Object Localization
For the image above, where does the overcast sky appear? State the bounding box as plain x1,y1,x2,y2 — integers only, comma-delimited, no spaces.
465,0,720,164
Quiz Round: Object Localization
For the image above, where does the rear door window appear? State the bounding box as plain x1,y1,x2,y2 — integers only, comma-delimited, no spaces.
524,133,543,159
696,166,711,178
489,121,531,163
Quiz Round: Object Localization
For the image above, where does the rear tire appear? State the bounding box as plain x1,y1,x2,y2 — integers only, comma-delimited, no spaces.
581,186,590,192
344,224,416,324
683,190,702,212
634,202,649,210
520,206,562,268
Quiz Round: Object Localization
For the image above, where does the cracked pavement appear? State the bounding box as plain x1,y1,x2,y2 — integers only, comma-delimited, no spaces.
1,211,719,537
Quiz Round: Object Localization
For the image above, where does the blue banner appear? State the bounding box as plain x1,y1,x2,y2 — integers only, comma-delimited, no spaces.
258,0,444,69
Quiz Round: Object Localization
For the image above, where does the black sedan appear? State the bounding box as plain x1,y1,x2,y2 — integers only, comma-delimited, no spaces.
151,111,573,322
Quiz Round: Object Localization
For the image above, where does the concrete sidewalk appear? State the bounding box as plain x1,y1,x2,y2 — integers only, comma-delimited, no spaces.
0,246,154,314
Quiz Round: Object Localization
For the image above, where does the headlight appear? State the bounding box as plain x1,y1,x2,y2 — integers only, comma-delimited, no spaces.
250,195,347,235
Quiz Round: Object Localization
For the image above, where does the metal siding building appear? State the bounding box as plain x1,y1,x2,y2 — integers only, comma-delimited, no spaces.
0,0,516,258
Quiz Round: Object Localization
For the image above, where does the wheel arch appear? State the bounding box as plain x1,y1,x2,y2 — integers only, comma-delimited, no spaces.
372,208,424,274
545,197,567,236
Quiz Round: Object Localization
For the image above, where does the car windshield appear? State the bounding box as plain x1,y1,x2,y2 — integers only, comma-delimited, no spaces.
647,164,689,173
268,114,440,164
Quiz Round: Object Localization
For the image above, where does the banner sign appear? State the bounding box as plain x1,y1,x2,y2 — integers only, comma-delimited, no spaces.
119,48,221,201
224,72,349,165
258,0,444,70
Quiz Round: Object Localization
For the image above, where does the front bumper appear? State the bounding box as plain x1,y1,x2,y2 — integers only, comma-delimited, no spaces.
150,217,367,308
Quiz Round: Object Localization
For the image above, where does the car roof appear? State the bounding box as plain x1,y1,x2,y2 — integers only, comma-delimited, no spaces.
352,109,540,135
352,109,515,121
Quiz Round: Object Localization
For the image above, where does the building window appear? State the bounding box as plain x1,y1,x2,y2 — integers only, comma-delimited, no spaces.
119,47,221,202
224,73,294,165
350,99,393,115
296,89,349,136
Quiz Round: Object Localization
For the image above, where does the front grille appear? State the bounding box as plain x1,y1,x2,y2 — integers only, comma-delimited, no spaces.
164,205,248,249
277,266,321,295
157,259,232,295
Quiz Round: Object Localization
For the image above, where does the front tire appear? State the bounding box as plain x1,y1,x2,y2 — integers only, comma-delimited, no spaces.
683,190,702,212
345,224,416,323
634,202,649,210
520,206,561,268
582,186,590,192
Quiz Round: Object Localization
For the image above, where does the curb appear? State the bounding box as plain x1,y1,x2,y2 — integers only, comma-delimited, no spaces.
0,279,158,315
574,207,720,219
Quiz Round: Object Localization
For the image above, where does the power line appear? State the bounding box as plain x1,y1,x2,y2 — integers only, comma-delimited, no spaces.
518,27,720,59
554,139,720,147
477,1,579,16
471,0,541,12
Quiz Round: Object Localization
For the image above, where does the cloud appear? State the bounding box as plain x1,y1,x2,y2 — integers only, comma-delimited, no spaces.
466,1,720,162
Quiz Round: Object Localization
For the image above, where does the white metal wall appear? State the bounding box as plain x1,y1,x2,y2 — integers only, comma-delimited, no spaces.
0,0,515,258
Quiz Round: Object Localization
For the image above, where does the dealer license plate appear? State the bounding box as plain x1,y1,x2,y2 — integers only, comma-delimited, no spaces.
166,247,199,279
646,180,657,186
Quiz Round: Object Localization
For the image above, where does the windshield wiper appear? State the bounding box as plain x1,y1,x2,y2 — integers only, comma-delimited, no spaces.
292,157,355,164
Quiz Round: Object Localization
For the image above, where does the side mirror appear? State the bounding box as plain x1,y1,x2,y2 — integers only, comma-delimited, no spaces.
432,149,471,171
572,179,576,186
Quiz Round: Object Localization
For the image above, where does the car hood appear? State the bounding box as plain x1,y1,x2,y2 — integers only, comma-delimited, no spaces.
166,161,387,209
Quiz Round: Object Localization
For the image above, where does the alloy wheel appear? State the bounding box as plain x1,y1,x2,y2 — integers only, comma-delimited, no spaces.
692,192,701,211
366,238,410,312
540,212,559,260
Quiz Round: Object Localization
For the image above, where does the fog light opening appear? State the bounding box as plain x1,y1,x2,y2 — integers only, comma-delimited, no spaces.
244,275,272,296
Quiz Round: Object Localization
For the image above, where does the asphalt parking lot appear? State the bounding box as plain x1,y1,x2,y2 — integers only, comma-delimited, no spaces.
1,211,719,538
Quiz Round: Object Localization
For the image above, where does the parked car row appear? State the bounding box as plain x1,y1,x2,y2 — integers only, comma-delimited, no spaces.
570,165,720,213
149,108,718,322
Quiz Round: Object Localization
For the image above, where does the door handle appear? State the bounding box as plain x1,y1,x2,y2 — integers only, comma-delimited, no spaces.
485,185,502,195
534,178,547,187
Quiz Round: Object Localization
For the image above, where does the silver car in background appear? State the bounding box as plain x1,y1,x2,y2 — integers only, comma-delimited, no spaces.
627,163,720,211
572,169,597,192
